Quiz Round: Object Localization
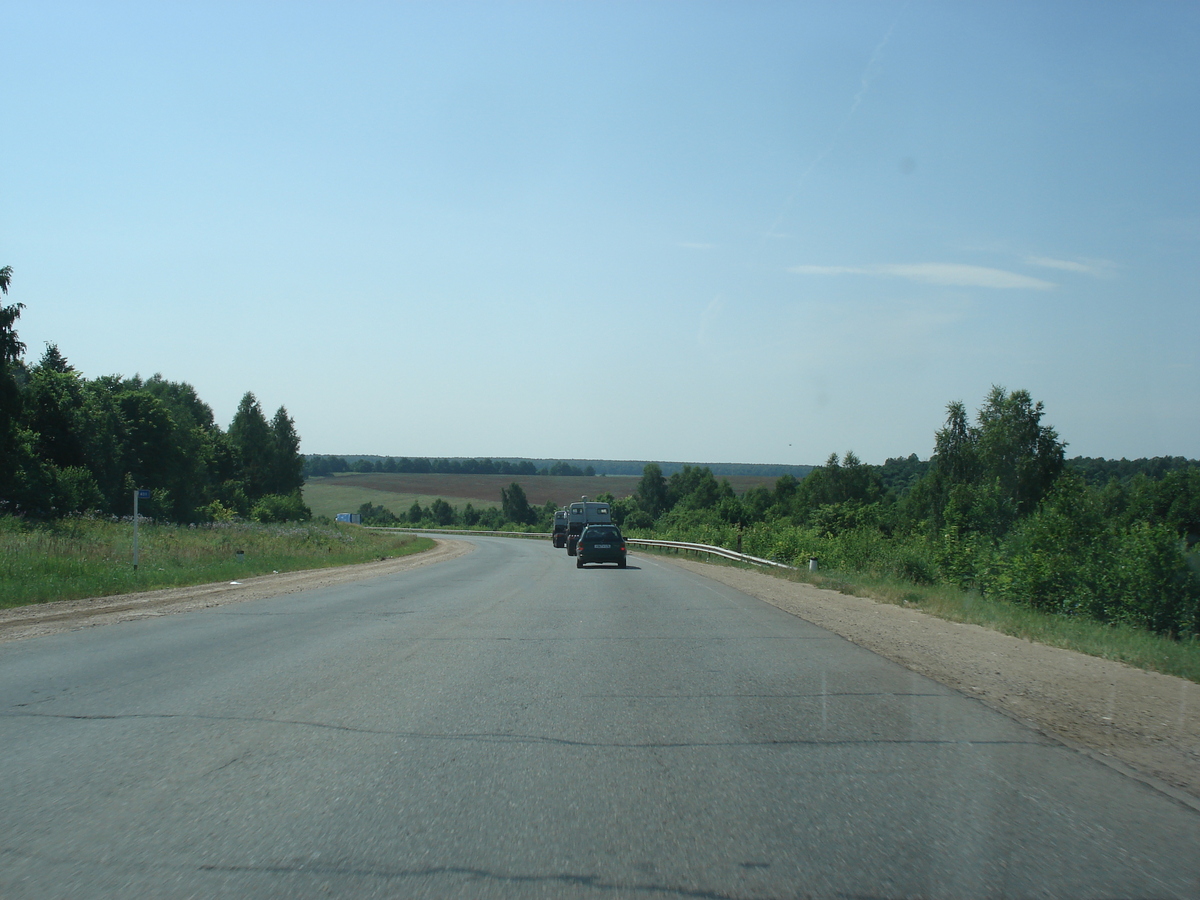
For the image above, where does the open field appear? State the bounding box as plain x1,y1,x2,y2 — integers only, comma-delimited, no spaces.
304,471,786,520
302,483,467,520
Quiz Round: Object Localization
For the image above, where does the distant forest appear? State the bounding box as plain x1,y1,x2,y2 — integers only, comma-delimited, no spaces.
306,452,1197,491
305,455,814,479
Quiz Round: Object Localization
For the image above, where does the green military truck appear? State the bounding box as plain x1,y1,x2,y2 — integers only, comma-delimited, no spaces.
551,509,569,548
565,497,612,556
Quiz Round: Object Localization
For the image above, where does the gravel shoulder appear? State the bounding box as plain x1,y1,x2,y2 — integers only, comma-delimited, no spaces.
659,555,1200,808
3,538,1196,808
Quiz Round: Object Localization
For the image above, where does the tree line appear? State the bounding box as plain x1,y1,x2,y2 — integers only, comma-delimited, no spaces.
0,267,308,523
607,387,1199,640
306,455,596,477
355,481,555,531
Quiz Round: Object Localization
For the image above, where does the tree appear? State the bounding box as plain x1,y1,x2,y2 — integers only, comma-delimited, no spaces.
268,406,304,496
116,390,183,496
305,455,333,478
24,368,91,471
228,392,273,500
635,463,669,519
429,497,455,526
921,386,1066,538
501,481,534,524
0,265,25,421
975,386,1065,517
0,266,22,368
934,401,978,485
668,465,721,511
36,343,73,374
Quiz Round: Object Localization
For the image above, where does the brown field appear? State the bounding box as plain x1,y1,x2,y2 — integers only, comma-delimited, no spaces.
307,473,639,508
304,472,786,515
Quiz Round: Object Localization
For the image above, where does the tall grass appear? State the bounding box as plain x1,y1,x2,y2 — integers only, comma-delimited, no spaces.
800,567,1200,683
0,516,433,609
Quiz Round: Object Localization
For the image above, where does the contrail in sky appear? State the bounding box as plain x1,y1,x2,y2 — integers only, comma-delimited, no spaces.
763,4,908,241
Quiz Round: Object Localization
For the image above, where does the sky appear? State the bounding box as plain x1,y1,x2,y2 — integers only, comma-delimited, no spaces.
3,0,1197,465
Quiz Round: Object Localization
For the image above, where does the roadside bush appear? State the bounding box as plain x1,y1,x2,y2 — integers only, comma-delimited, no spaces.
356,502,400,526
979,477,1200,636
477,507,503,530
1095,523,1199,635
48,465,105,515
198,500,238,523
622,508,655,530
251,492,312,524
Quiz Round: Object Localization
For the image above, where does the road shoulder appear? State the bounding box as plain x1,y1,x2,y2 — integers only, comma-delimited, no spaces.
657,554,1200,806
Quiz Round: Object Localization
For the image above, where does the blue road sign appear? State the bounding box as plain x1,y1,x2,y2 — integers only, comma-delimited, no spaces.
137,489,151,500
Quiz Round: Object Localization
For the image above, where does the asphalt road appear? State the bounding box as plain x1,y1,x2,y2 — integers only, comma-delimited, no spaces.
2,536,1198,899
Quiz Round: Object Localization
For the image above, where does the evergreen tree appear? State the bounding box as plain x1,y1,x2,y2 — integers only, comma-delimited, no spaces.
268,406,304,495
36,343,74,374
228,392,273,500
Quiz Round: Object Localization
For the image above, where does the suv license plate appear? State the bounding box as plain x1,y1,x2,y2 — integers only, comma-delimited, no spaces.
594,543,611,549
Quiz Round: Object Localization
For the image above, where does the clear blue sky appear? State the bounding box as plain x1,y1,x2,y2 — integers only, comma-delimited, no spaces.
4,1,1197,464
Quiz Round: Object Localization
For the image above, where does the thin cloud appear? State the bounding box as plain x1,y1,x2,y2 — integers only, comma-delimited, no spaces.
763,6,907,242
790,263,1055,290
791,265,865,276
697,295,723,348
1025,256,1116,277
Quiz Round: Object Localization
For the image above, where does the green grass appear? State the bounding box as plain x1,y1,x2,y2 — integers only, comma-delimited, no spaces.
636,544,1200,684
0,516,435,609
302,482,498,520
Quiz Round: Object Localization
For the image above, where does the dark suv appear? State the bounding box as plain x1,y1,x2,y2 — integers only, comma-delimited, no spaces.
575,524,627,568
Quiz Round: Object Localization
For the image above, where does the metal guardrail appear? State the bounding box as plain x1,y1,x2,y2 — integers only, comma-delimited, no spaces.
625,538,796,571
370,527,551,540
371,526,797,571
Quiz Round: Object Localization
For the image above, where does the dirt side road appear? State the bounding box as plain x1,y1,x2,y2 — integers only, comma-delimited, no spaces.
659,556,1200,807
2,539,1196,806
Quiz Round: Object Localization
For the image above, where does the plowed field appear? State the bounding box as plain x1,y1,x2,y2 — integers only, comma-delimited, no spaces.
303,472,785,520
308,473,639,507
309,472,782,504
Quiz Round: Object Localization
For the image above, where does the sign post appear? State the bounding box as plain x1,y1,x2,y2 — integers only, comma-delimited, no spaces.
133,489,151,570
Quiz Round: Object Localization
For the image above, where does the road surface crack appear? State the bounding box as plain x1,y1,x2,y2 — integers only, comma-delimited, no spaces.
1,710,1041,749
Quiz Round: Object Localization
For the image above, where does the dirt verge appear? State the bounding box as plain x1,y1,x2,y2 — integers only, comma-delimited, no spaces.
659,555,1200,807
0,540,473,644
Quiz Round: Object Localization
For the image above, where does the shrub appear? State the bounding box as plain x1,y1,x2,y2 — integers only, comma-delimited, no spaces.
251,492,312,524
199,500,238,523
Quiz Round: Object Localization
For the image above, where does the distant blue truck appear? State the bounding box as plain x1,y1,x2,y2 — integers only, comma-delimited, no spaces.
335,513,362,524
